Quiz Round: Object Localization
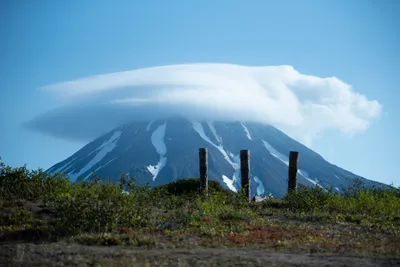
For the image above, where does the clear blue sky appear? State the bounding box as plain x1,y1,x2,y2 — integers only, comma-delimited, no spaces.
1,0,399,186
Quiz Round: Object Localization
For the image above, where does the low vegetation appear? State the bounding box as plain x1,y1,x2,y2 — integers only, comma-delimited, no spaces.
1,159,400,265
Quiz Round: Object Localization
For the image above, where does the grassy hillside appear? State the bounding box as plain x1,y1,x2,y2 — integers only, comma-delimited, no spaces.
1,160,400,266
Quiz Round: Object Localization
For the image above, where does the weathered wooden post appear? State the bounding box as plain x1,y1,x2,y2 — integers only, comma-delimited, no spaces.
240,150,251,202
199,148,208,193
288,151,299,193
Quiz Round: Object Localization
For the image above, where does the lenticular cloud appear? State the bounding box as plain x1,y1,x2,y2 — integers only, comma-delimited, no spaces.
26,63,382,145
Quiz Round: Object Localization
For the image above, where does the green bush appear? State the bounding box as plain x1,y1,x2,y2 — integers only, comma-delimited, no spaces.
283,184,333,212
43,177,157,235
154,178,229,196
0,160,71,201
283,180,400,227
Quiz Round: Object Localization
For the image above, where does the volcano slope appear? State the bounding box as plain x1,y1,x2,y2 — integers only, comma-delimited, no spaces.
47,118,384,198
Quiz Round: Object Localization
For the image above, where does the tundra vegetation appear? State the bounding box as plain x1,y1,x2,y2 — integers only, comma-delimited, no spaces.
0,159,399,266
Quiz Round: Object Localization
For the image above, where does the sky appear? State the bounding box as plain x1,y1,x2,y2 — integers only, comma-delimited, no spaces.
0,0,399,186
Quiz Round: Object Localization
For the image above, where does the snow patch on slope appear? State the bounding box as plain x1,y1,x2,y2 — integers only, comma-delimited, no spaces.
192,121,241,191
192,122,234,165
253,176,265,196
229,152,241,188
83,157,118,181
262,140,289,166
262,140,324,189
206,121,223,143
222,175,238,192
50,158,76,174
146,120,154,131
241,122,252,140
298,169,324,189
68,130,122,182
192,121,215,145
95,157,117,173
299,170,317,186
147,122,167,181
147,158,167,180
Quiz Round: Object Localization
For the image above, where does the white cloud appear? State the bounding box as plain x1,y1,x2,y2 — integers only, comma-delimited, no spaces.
29,63,382,145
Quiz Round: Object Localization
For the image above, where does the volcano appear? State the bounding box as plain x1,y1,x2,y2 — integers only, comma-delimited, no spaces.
47,117,381,197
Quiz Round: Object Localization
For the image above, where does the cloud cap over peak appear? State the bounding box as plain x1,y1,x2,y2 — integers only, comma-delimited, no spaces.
27,63,382,145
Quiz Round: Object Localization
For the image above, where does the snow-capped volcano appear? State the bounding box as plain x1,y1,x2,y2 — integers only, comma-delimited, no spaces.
47,117,380,197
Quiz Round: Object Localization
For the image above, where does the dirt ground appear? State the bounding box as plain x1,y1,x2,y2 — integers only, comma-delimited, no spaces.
1,242,399,267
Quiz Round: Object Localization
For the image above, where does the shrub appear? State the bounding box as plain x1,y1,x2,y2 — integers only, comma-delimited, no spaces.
283,179,400,227
154,178,229,196
43,178,156,235
0,160,71,201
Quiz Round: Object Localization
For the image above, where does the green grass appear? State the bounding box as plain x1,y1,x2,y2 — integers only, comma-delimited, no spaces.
1,159,399,258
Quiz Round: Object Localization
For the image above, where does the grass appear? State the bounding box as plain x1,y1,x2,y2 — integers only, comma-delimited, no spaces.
1,159,400,260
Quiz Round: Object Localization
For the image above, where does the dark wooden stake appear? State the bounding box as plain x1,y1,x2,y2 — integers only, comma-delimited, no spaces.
199,148,208,193
240,150,251,202
288,151,299,193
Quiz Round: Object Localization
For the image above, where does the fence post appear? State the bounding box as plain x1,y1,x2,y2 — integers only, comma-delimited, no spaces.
240,150,251,202
199,148,208,193
288,151,299,193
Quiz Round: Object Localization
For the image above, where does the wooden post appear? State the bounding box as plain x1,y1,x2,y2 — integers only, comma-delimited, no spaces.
288,151,299,193
199,148,208,193
240,150,251,202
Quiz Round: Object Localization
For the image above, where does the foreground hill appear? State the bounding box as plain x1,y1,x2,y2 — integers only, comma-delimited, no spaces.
0,162,399,266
